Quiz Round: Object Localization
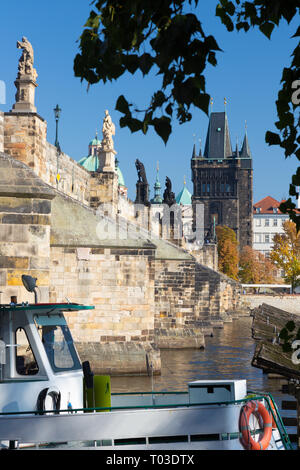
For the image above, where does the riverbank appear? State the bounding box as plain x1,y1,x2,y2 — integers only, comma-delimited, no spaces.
241,294,300,315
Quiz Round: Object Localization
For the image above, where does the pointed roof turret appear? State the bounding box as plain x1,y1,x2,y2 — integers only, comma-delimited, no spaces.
203,111,232,159
240,130,252,158
235,138,239,158
192,143,197,159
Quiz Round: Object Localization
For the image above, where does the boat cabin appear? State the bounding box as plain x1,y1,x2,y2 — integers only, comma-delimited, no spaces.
0,302,94,414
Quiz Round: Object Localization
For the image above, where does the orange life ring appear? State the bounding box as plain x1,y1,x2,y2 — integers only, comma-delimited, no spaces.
239,401,272,450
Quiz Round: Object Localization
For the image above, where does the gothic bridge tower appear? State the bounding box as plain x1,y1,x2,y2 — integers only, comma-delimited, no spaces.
191,111,253,250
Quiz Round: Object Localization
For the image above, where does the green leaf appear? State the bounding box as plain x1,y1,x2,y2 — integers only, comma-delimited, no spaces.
279,327,289,340
265,131,281,146
115,95,130,114
259,22,275,39
165,103,173,116
282,342,292,353
286,321,296,332
139,53,153,76
152,116,172,144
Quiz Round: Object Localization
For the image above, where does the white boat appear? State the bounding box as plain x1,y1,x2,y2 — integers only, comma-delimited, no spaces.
0,277,293,451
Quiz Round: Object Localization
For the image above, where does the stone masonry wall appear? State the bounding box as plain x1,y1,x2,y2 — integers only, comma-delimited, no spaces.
45,142,90,205
0,151,55,303
154,259,205,348
0,112,3,153
154,258,244,348
4,112,90,205
50,245,160,375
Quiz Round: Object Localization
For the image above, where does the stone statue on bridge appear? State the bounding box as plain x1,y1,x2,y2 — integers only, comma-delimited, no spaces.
17,37,37,81
102,110,115,151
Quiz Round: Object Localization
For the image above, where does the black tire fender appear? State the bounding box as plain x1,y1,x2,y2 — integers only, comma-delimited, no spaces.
36,386,61,415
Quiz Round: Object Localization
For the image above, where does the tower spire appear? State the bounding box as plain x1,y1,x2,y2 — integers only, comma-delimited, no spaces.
151,161,162,204
192,143,197,158
240,121,252,158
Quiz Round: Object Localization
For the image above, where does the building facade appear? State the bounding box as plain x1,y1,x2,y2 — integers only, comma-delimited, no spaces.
253,196,289,256
191,111,253,250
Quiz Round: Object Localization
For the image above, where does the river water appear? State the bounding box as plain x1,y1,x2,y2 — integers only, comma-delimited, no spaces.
111,317,292,415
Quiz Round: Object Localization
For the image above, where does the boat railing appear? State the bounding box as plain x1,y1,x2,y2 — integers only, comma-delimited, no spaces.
0,392,293,450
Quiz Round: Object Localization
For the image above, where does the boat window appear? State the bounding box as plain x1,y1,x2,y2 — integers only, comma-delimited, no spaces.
15,327,39,376
34,315,81,372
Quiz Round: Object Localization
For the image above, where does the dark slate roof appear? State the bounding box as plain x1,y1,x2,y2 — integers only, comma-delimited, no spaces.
203,112,232,159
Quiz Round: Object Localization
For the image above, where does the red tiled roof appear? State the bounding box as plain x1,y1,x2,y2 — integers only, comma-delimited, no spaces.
253,196,284,214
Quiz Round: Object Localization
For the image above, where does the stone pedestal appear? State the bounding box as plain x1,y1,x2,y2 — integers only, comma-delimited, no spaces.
135,181,150,206
90,170,119,214
98,148,116,173
12,76,37,113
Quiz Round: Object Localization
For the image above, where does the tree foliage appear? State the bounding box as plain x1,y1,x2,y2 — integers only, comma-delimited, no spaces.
216,225,239,280
74,0,300,227
238,245,276,284
269,220,300,292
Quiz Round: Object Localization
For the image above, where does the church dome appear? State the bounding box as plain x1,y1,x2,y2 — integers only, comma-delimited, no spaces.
89,137,102,146
78,154,99,172
116,165,125,187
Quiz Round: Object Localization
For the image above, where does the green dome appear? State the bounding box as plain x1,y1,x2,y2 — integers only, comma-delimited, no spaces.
78,154,99,172
176,185,192,205
116,165,125,187
89,137,102,146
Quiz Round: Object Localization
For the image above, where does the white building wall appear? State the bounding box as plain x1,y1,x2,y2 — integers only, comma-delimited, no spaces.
253,213,289,255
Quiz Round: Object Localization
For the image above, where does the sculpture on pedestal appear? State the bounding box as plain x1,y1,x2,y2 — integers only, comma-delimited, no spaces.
135,159,149,205
163,176,176,206
101,110,115,151
17,37,38,81
97,110,116,172
12,37,38,113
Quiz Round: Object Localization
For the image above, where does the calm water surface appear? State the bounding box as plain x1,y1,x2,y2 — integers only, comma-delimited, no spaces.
111,317,290,409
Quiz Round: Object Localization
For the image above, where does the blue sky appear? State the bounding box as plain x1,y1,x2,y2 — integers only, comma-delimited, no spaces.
0,0,298,204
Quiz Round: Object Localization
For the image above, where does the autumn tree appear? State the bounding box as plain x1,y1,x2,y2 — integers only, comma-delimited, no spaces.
239,246,276,284
216,225,239,280
74,0,300,228
269,220,300,292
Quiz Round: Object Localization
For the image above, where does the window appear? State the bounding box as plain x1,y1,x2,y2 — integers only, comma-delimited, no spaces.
265,219,270,227
265,234,270,243
15,328,39,375
255,218,262,226
254,234,262,243
202,183,206,194
273,219,278,226
34,315,81,373
207,183,210,193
